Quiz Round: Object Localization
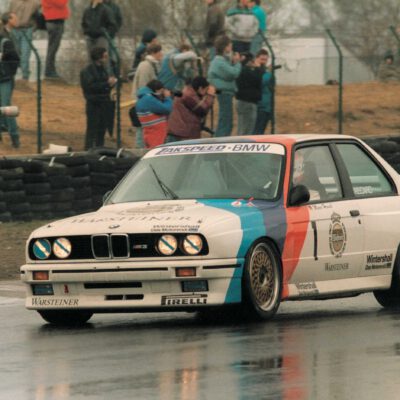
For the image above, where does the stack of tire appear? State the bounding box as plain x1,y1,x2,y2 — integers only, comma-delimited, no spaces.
21,160,52,220
41,158,75,218
88,149,139,209
364,137,400,173
0,159,31,221
0,176,11,223
54,155,93,215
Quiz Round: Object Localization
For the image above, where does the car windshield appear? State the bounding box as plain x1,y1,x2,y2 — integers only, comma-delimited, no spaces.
108,143,285,204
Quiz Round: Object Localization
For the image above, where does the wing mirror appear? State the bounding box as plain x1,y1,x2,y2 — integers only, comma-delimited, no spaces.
289,185,310,206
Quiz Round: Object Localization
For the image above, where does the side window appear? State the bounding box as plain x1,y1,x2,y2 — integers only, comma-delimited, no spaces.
336,144,394,197
292,146,343,202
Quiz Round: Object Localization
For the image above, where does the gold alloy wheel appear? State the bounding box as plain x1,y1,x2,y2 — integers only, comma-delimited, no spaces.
249,243,280,312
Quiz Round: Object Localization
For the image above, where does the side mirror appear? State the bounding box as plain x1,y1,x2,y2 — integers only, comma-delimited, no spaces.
103,190,112,204
289,185,310,206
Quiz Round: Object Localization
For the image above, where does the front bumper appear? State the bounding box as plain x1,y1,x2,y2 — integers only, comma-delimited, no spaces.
21,258,243,311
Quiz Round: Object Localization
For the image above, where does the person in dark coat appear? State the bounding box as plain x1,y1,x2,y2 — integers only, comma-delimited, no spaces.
167,76,216,142
235,51,263,135
204,0,225,58
0,12,20,148
82,0,117,60
80,46,117,150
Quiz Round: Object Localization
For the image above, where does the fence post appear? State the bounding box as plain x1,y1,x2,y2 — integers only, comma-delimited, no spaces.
21,30,42,153
259,30,276,135
326,29,344,135
103,30,122,148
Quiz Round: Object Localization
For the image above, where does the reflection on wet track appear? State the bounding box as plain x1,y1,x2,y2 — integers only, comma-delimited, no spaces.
1,292,400,399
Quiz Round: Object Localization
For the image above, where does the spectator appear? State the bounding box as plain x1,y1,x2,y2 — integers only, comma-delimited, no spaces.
248,0,267,55
204,0,225,59
0,12,20,148
167,76,216,142
377,52,400,82
9,0,40,82
80,46,117,150
82,0,117,60
103,0,122,65
129,29,158,79
225,0,259,53
131,43,163,148
158,44,198,91
252,48,272,134
236,52,263,135
208,35,241,137
41,0,69,79
136,80,173,148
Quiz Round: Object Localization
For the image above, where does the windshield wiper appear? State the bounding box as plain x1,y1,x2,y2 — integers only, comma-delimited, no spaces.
149,164,179,200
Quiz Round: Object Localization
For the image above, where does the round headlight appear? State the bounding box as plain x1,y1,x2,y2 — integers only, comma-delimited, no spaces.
157,235,178,256
33,239,52,260
182,235,203,256
53,238,72,259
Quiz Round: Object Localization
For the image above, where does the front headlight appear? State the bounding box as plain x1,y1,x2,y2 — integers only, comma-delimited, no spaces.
53,238,72,259
33,239,52,260
157,235,178,256
182,234,203,256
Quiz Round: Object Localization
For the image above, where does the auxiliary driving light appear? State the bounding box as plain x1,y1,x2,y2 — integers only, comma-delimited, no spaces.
53,238,72,259
157,235,178,256
182,235,203,255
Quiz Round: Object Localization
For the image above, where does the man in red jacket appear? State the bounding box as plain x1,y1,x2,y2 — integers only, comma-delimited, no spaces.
166,77,216,143
41,0,69,79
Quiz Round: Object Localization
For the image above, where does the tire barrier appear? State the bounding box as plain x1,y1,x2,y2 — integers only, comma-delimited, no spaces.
0,148,139,222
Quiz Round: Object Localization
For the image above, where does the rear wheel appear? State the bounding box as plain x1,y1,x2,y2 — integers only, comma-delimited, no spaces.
374,247,400,309
242,241,282,320
38,310,93,326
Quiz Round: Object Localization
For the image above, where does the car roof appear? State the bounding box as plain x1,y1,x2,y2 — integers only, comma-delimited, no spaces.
161,134,358,147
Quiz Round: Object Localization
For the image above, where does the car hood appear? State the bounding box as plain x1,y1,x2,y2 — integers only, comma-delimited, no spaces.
30,199,278,239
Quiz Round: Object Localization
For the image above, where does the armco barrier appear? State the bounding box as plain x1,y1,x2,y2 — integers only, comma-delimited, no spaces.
1,139,399,223
0,148,140,222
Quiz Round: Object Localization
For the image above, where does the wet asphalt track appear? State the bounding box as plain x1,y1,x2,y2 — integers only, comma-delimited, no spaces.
1,281,400,400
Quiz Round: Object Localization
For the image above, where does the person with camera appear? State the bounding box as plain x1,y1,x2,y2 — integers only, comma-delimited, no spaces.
0,12,20,148
80,46,117,150
236,51,263,135
166,76,216,142
207,35,241,137
135,80,173,149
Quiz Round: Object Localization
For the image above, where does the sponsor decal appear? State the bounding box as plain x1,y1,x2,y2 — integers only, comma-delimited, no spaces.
354,186,374,196
119,204,186,215
325,262,349,272
161,294,208,306
72,215,194,224
151,224,202,233
309,203,333,210
296,282,319,296
145,143,285,158
365,254,393,270
31,298,79,307
329,213,347,258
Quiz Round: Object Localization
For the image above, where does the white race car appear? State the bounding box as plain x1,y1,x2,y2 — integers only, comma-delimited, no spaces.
21,135,400,325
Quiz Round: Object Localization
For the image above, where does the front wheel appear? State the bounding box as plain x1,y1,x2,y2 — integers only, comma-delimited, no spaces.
242,241,282,320
38,310,93,326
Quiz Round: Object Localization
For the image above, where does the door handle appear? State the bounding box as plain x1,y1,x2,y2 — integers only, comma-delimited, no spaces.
350,210,360,217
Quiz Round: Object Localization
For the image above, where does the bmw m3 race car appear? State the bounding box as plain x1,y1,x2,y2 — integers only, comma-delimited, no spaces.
21,135,400,325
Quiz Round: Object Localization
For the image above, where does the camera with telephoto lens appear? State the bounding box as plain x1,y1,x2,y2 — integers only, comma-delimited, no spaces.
273,65,282,70
0,106,19,117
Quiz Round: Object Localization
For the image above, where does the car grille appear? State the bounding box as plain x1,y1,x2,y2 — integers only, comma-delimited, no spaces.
29,234,208,260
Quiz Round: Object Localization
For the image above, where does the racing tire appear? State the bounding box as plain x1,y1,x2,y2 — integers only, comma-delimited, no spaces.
38,310,93,326
242,240,282,320
373,247,400,309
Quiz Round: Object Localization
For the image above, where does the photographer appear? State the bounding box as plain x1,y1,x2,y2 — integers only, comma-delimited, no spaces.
166,76,216,142
207,35,241,137
135,80,173,149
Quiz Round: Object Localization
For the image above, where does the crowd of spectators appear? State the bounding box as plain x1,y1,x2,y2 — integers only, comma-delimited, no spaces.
1,0,398,152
